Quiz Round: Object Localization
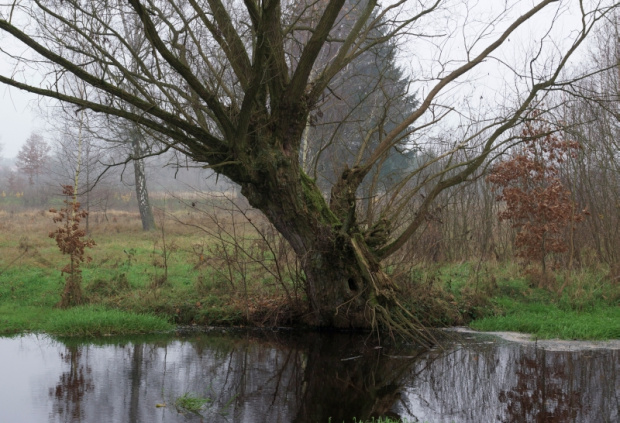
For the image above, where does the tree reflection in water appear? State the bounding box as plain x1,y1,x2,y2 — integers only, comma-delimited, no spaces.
49,345,94,423
498,348,582,422
43,331,422,422
172,331,425,422
292,333,427,423
34,331,620,422
399,335,620,422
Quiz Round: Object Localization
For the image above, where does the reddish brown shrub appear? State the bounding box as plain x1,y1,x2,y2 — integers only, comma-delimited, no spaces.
487,112,584,278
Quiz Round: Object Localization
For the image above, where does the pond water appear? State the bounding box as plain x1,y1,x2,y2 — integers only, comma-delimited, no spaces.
0,329,618,423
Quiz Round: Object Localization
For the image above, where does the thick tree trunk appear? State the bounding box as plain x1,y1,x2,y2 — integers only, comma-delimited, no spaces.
239,160,430,342
210,101,433,341
131,129,155,231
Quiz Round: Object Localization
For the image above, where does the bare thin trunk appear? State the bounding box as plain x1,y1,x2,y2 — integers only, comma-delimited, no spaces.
131,128,155,231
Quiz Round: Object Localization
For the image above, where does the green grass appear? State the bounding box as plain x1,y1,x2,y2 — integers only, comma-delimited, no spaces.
462,267,620,340
399,262,620,341
353,419,402,423
0,303,173,336
329,418,423,423
0,250,174,336
470,300,620,340
42,306,173,336
1,210,619,340
174,392,211,414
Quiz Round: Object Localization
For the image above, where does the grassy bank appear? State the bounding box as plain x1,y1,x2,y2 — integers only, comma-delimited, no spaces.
0,208,302,336
0,258,174,336
406,262,620,340
0,209,618,339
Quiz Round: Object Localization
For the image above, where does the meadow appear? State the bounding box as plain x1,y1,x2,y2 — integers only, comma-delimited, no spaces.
0,204,618,339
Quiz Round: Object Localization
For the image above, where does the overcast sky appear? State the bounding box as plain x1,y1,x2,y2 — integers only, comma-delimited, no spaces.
0,85,42,159
0,0,594,160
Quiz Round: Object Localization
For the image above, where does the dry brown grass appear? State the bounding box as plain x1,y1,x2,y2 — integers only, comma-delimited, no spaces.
0,209,193,273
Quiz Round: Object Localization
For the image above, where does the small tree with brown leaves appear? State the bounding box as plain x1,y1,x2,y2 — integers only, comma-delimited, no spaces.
49,185,96,308
487,115,583,280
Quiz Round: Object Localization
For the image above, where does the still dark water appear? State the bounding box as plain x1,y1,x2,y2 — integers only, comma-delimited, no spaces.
0,329,618,423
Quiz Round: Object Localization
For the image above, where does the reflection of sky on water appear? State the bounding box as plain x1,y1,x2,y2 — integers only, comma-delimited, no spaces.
0,335,64,422
0,332,618,423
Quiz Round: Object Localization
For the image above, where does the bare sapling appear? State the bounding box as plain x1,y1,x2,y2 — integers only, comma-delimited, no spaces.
151,204,177,288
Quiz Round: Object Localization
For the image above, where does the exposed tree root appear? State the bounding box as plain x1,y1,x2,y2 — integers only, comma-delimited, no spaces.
350,236,438,347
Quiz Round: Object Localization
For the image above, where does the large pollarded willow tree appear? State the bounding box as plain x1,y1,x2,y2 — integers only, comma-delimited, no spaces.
0,0,615,337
